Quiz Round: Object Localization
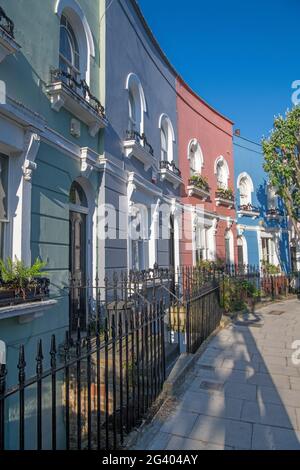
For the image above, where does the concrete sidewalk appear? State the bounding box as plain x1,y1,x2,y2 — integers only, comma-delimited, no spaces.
132,298,300,450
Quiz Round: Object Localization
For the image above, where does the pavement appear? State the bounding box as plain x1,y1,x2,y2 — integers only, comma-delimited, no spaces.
132,298,300,450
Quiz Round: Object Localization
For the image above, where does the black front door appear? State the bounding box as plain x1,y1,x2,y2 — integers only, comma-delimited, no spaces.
69,210,87,332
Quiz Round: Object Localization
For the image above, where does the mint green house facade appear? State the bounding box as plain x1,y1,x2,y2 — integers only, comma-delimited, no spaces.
0,0,107,377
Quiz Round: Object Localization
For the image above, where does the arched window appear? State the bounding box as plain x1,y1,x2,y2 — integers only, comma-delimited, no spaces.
159,114,175,163
128,88,137,132
161,122,168,161
59,14,80,81
126,73,146,136
267,183,277,210
237,173,254,207
225,230,234,265
215,156,229,189
69,181,88,207
55,0,95,86
188,139,203,176
237,236,248,267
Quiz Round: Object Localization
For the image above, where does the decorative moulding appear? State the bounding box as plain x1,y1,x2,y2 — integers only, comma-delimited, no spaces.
0,27,20,63
124,139,156,171
187,184,210,200
46,81,107,137
159,167,183,189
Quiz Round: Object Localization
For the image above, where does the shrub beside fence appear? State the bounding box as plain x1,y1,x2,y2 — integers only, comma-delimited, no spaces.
0,264,299,450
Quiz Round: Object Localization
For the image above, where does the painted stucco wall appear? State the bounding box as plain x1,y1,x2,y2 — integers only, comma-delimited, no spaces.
234,135,290,271
176,77,237,265
0,0,104,378
105,0,179,273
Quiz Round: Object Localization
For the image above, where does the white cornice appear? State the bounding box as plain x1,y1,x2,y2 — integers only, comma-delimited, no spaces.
128,172,163,198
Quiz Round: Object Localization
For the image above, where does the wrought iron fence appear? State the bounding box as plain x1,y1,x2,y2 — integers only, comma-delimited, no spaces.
1,264,299,450
0,301,165,450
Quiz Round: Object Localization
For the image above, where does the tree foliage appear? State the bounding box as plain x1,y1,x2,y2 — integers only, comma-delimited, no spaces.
262,107,300,237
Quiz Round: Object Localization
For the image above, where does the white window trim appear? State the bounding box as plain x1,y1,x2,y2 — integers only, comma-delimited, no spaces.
55,0,95,86
237,172,254,206
125,73,147,136
225,229,235,265
158,114,175,163
188,139,204,175
237,235,248,266
214,155,229,189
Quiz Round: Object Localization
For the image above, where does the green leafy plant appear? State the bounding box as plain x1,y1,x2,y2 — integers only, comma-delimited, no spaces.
189,174,210,192
220,277,261,313
0,257,47,299
216,187,234,201
262,107,300,238
261,260,280,275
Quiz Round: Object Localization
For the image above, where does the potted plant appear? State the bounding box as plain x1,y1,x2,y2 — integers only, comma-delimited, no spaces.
216,187,235,201
0,257,48,306
189,174,210,192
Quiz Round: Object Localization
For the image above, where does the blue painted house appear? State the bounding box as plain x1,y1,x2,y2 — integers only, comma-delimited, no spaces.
234,134,291,272
104,0,182,276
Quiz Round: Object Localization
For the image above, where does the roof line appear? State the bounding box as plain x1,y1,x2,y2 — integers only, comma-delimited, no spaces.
130,0,234,125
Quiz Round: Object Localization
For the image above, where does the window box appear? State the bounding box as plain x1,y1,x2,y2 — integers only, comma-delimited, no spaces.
238,204,260,219
124,130,156,171
0,299,57,323
266,209,283,220
187,176,210,200
187,185,210,200
46,69,107,137
0,8,20,63
215,189,235,208
159,160,183,189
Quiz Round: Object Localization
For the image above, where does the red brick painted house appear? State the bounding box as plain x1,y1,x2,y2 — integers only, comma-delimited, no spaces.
176,77,237,267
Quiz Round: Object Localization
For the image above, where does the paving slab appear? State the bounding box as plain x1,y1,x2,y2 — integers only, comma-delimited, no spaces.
131,299,300,451
252,424,300,450
189,415,252,449
180,390,243,419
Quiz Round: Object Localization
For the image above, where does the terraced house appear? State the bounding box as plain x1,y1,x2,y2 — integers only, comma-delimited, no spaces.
234,133,291,272
0,0,107,373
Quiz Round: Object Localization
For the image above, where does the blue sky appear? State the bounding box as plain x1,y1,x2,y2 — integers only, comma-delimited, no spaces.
138,0,299,143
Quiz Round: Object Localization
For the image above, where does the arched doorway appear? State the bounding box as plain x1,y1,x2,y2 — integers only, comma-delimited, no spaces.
69,181,88,332
237,235,248,268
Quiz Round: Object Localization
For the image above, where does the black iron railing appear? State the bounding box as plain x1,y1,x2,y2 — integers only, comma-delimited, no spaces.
0,6,14,38
1,264,299,450
186,283,221,354
125,130,154,156
50,68,105,117
266,208,284,217
239,204,260,213
160,160,181,177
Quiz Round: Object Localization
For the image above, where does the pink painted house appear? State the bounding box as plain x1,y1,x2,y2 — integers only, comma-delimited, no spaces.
176,77,237,266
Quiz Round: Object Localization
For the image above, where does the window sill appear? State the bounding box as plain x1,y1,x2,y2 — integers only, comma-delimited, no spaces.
238,209,260,219
0,299,57,324
215,197,235,209
159,168,183,189
124,139,156,171
266,213,283,221
46,81,107,137
0,27,20,63
187,184,210,200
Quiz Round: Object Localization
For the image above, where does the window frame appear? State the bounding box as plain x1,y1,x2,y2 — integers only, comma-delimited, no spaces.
159,114,175,163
